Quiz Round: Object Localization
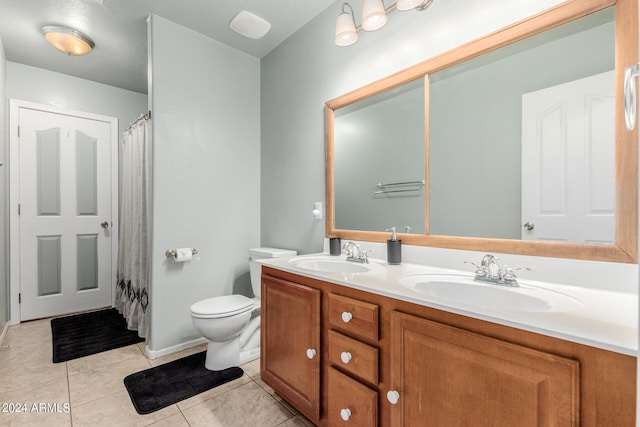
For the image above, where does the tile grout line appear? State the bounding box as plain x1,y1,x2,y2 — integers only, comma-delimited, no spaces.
175,402,192,427
259,380,301,426
66,361,74,427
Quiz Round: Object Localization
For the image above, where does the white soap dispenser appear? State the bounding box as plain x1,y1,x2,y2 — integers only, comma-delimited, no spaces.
386,227,402,265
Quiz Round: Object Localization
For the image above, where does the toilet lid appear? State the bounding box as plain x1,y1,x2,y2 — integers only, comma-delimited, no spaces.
190,294,254,317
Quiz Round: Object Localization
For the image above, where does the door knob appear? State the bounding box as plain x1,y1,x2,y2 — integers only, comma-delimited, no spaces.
306,349,317,359
101,221,109,229
523,222,534,231
387,390,400,405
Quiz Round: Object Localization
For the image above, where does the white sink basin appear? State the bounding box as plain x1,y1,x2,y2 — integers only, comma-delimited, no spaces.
399,274,583,313
290,257,372,274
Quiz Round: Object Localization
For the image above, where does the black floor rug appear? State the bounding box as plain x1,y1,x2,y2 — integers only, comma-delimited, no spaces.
124,351,244,414
51,308,145,363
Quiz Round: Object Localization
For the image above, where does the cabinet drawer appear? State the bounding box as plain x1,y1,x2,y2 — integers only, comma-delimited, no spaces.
328,330,379,385
328,293,379,341
328,367,378,427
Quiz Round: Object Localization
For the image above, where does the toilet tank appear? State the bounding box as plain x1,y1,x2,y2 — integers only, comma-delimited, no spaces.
248,247,297,298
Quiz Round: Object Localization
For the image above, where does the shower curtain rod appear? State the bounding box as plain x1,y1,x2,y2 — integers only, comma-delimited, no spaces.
125,110,151,132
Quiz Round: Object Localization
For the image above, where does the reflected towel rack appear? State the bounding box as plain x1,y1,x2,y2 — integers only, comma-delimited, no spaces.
374,180,425,194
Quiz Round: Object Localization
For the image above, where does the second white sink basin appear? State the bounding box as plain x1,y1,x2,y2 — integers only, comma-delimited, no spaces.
290,257,372,274
399,274,583,313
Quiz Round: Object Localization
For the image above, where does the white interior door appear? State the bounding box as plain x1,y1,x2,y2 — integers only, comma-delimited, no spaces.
16,105,115,320
521,70,615,244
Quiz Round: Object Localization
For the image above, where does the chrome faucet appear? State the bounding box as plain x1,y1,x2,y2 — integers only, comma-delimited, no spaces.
465,254,529,287
342,241,369,264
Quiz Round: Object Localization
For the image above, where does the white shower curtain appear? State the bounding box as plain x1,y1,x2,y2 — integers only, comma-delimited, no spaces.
116,115,150,338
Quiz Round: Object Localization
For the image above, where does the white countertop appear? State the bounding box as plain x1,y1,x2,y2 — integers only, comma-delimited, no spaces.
260,253,638,356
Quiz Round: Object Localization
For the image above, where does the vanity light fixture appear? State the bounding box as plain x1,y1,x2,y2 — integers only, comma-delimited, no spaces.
334,0,434,46
335,3,359,46
42,25,95,56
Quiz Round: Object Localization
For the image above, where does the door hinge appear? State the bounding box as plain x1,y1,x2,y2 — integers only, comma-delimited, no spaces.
17,125,20,138
18,293,21,304
18,204,20,215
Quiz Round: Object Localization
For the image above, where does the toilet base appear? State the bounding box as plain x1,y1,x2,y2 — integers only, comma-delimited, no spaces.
205,339,241,371
204,339,260,371
201,313,261,371
239,347,260,365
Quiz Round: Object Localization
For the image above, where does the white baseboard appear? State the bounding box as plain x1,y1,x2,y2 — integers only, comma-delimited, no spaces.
144,337,207,360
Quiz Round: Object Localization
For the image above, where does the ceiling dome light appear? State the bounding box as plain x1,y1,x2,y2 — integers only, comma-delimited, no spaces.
42,25,94,56
362,0,388,31
229,10,271,39
335,3,358,47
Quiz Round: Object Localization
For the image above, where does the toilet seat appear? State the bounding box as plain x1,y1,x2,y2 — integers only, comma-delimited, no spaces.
190,294,254,319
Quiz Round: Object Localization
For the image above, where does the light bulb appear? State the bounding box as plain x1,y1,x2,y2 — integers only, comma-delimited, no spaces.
396,0,424,11
362,0,388,31
335,10,358,46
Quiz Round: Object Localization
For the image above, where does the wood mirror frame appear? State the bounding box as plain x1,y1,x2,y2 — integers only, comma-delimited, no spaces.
325,0,638,263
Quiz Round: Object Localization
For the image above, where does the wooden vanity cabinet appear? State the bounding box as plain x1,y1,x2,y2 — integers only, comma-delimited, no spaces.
260,274,321,422
389,311,580,426
260,267,636,427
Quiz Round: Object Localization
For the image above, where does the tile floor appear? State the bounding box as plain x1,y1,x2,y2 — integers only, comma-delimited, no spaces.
0,318,314,426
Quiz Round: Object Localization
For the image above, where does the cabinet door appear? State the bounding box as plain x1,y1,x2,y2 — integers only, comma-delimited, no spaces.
389,311,580,427
261,275,321,422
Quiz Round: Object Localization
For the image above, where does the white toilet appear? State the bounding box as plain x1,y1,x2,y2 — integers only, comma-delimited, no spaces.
190,247,296,371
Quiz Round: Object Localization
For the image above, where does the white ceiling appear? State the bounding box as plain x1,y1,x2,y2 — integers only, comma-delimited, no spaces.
0,0,337,94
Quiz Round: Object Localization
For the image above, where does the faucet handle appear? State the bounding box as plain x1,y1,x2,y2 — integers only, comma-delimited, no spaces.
502,265,530,283
504,265,531,275
465,261,487,278
503,267,516,278
357,249,373,263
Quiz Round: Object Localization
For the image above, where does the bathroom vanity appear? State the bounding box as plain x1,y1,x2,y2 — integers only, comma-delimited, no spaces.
260,0,639,424
259,256,636,427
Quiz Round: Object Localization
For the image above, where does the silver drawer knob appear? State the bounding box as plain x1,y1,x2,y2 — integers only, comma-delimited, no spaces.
340,351,352,364
387,390,400,405
306,348,316,359
340,408,352,421
341,311,353,323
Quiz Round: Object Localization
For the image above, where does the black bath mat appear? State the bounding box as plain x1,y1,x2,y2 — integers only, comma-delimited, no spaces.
51,308,144,363
124,351,244,414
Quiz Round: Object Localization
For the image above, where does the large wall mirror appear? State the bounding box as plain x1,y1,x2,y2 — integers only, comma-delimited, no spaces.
325,0,638,263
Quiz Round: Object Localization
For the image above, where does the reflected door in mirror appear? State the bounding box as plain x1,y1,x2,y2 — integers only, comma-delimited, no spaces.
521,71,615,244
